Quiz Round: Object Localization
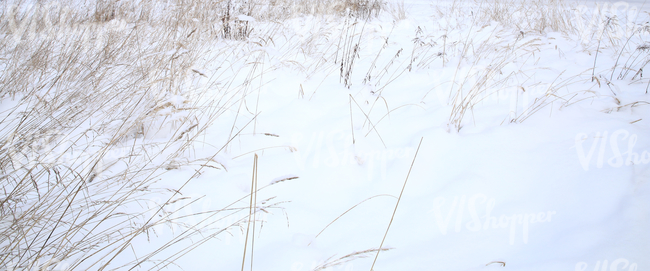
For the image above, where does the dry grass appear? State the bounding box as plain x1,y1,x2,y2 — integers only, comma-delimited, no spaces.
0,0,298,269
0,0,385,267
476,0,578,35
2,0,647,269
425,0,586,131
313,247,392,271
417,0,650,131
386,0,407,21
369,137,422,271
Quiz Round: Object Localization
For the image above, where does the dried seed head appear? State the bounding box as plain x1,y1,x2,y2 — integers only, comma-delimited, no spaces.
637,43,650,51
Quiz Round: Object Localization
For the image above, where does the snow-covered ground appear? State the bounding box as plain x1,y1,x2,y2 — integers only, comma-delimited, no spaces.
1,0,649,270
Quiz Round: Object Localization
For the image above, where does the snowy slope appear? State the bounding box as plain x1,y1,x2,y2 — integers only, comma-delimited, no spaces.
1,0,649,270
138,1,650,270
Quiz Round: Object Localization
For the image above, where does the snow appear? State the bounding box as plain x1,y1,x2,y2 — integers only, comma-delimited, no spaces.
150,1,649,269
1,0,649,270
237,15,256,22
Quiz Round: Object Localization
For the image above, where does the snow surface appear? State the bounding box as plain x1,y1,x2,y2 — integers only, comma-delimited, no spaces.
129,1,650,271
2,0,649,270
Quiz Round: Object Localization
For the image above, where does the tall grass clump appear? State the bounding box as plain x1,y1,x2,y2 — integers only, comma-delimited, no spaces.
413,0,617,131
476,0,578,35
342,0,592,133
263,0,383,20
0,0,295,269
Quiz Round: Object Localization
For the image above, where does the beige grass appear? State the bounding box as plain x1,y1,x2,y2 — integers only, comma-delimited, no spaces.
2,0,646,269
